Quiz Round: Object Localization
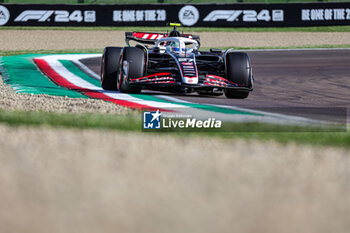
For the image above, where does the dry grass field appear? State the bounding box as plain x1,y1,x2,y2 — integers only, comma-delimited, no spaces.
0,125,350,233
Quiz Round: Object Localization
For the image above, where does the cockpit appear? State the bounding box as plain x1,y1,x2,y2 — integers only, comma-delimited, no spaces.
155,37,199,55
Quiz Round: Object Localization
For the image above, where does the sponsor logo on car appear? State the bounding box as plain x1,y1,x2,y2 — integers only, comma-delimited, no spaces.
0,5,10,26
178,5,199,26
14,10,96,23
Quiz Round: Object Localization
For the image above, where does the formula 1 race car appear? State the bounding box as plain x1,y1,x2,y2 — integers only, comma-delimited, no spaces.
100,23,253,98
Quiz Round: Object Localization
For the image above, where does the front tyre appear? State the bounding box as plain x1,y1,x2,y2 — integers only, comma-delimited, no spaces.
119,47,144,94
101,47,122,90
224,52,252,99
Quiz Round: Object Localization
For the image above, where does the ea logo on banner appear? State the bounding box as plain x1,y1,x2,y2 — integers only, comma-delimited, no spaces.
0,5,10,26
178,5,199,26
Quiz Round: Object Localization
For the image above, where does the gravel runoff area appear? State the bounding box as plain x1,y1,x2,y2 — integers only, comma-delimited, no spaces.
0,125,350,233
1,30,350,51
0,75,132,114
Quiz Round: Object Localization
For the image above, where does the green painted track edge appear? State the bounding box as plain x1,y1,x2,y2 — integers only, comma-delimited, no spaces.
0,54,88,98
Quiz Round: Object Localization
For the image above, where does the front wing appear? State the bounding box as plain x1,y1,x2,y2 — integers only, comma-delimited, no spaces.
129,73,253,91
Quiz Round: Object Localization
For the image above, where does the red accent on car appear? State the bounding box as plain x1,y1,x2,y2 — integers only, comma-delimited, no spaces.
133,32,167,40
204,82,227,87
131,72,172,81
206,74,241,86
133,77,174,83
146,81,175,84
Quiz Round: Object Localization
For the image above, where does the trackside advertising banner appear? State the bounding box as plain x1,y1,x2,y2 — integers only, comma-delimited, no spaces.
0,3,350,27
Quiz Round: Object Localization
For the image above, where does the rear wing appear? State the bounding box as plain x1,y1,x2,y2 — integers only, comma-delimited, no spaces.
125,32,200,47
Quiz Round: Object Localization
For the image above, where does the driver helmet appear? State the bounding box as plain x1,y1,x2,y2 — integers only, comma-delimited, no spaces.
167,41,180,53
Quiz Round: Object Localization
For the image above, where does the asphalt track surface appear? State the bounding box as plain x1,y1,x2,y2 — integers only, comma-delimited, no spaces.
80,49,350,122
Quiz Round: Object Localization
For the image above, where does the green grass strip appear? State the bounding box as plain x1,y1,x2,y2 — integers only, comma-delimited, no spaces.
0,109,140,131
0,109,349,148
215,128,350,148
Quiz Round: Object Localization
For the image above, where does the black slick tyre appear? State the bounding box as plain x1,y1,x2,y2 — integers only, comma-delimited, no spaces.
101,46,122,90
119,47,144,94
224,52,251,99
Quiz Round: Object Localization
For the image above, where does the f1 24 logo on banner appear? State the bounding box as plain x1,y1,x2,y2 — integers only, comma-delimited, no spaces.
14,10,96,23
204,9,284,22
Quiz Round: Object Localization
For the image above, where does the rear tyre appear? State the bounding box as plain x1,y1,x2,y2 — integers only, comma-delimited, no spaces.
119,47,144,94
224,52,251,99
101,47,122,90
